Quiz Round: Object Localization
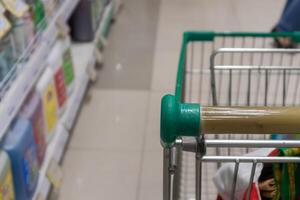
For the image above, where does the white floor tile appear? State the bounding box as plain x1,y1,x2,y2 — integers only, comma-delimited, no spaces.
70,89,150,151
59,149,140,200
137,151,163,200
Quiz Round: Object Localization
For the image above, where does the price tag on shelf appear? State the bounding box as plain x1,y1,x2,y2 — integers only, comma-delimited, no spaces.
46,158,63,189
2,0,29,18
56,16,69,38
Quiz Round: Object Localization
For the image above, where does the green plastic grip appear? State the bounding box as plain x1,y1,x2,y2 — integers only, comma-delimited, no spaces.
161,94,200,146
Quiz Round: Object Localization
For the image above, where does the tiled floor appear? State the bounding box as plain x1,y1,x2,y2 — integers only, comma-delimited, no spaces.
95,0,161,90
58,0,286,199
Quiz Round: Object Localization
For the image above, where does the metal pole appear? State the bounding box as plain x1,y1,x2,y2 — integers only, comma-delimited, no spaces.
195,136,205,200
163,147,179,200
196,152,202,200
230,160,240,200
163,148,171,200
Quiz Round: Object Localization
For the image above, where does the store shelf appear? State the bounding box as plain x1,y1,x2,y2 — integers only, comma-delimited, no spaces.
33,123,69,200
99,0,114,39
32,1,119,199
61,45,93,130
32,38,97,200
0,0,80,141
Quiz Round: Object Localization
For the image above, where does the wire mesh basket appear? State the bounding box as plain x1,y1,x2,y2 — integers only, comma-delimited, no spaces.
160,31,300,200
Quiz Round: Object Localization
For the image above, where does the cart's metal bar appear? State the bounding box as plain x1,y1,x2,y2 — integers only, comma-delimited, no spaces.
213,65,300,70
247,70,251,106
163,147,179,200
283,69,286,106
186,68,300,74
199,42,205,102
217,38,226,104
236,38,246,105
246,161,257,200
163,148,171,200
273,53,284,106
255,39,267,106
286,54,295,104
205,139,300,148
264,69,269,106
216,48,300,53
202,156,300,163
180,138,300,153
293,67,300,105
228,69,232,106
230,160,240,200
196,152,202,200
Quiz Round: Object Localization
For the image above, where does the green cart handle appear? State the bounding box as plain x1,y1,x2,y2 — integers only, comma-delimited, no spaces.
161,31,300,146
161,94,300,146
161,95,200,146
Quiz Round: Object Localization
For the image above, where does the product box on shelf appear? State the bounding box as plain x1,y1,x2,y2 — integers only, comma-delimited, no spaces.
25,0,47,31
60,36,75,95
0,34,15,82
2,118,39,200
36,68,59,143
10,11,35,58
3,0,35,59
0,151,15,199
19,91,46,167
48,41,67,115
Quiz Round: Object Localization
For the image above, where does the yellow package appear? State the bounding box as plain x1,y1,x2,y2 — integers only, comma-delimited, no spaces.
0,152,15,200
42,81,58,139
2,0,29,18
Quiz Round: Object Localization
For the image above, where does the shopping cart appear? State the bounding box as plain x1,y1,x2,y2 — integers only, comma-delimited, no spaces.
160,31,300,200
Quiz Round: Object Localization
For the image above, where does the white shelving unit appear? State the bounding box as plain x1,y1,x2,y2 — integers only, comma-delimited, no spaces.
33,1,119,198
33,44,93,199
62,0,117,130
0,0,120,198
0,0,80,140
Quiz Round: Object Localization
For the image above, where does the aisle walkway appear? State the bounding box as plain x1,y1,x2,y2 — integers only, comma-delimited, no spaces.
58,0,284,199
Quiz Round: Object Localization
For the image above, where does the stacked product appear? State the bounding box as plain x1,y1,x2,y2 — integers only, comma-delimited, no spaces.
0,151,14,199
59,36,75,95
0,33,75,199
2,0,35,58
19,92,46,166
36,67,59,143
47,41,67,116
25,0,47,31
0,3,14,82
2,118,39,200
0,0,48,84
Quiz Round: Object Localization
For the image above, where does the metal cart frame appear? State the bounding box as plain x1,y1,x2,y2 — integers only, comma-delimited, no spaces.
161,31,300,200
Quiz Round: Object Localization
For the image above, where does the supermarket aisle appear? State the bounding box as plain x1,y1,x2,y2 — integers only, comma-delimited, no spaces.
96,0,160,90
58,0,161,199
58,0,285,199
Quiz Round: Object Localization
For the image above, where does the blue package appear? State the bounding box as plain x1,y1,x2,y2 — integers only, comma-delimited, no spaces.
2,118,39,200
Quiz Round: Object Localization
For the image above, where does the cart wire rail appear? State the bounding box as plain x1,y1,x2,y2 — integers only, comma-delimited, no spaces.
160,31,300,200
